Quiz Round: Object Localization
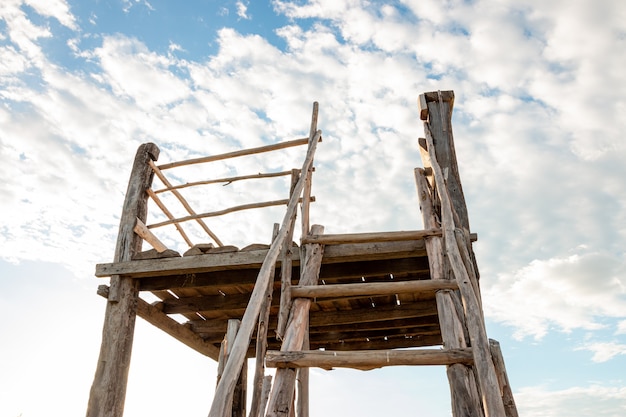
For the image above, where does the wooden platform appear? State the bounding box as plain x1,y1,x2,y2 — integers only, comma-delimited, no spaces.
96,231,458,358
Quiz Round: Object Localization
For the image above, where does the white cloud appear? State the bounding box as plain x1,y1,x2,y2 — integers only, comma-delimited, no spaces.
516,384,626,417
236,1,251,20
576,342,626,363
24,0,77,30
484,251,626,340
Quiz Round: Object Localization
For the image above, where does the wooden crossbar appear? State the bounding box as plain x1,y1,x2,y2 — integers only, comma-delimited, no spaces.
157,137,310,170
152,170,296,194
266,348,474,370
290,279,458,299
147,197,315,229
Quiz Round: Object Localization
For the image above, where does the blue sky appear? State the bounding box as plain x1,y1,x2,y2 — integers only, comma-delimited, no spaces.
1,0,626,416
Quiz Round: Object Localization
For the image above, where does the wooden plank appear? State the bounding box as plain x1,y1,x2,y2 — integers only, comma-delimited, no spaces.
157,137,310,170
266,348,474,370
300,229,441,245
87,143,159,417
96,239,428,278
139,257,429,292
208,130,322,417
133,217,168,252
290,279,457,299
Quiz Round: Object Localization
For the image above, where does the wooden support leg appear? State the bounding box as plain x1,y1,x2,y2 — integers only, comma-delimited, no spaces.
86,277,140,417
415,168,484,417
87,143,160,417
266,225,324,417
489,339,519,417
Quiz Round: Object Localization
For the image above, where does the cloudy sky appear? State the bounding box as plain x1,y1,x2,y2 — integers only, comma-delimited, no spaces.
1,0,625,416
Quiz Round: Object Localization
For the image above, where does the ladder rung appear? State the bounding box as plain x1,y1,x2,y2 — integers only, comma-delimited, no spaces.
291,279,458,299
266,348,473,370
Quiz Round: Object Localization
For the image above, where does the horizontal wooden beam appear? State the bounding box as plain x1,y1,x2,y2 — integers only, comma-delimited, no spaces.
153,170,297,194
157,137,311,170
96,240,428,278
148,197,314,229
291,279,457,299
97,285,219,360
301,229,441,245
265,348,473,370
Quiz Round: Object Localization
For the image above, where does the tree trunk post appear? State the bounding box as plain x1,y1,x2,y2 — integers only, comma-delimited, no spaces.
86,143,160,417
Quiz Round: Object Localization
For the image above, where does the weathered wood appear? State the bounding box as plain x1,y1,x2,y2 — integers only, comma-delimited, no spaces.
416,166,483,417
489,339,519,417
138,257,429,293
98,287,215,359
208,130,322,417
266,225,325,417
424,115,505,416
249,226,278,417
149,159,224,246
148,197,315,229
231,321,247,417
191,312,439,337
87,143,159,417
154,170,295,194
296,331,309,417
420,91,469,231
259,376,273,417
277,171,300,341
290,279,457,299
300,229,441,245
301,102,318,237
133,217,167,253
146,188,193,247
158,137,310,170
191,301,439,334
96,239,428,279
266,348,474,370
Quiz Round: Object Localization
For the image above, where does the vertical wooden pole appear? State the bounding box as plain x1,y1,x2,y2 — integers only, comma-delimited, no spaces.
86,143,160,417
295,331,310,417
249,225,280,417
421,91,506,417
266,225,324,417
415,168,483,417
489,339,519,417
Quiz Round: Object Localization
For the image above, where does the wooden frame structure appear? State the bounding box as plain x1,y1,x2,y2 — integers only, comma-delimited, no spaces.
87,92,517,417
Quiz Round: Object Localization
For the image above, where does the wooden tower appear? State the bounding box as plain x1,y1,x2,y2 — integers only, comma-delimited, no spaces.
87,91,517,417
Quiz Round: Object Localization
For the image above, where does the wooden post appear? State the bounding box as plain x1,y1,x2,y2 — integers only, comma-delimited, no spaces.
295,331,309,417
86,143,160,417
421,91,506,417
266,225,325,417
249,225,279,417
415,168,484,417
489,339,519,417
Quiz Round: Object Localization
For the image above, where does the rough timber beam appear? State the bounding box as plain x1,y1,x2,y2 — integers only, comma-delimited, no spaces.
87,143,159,417
95,239,429,278
266,348,474,371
